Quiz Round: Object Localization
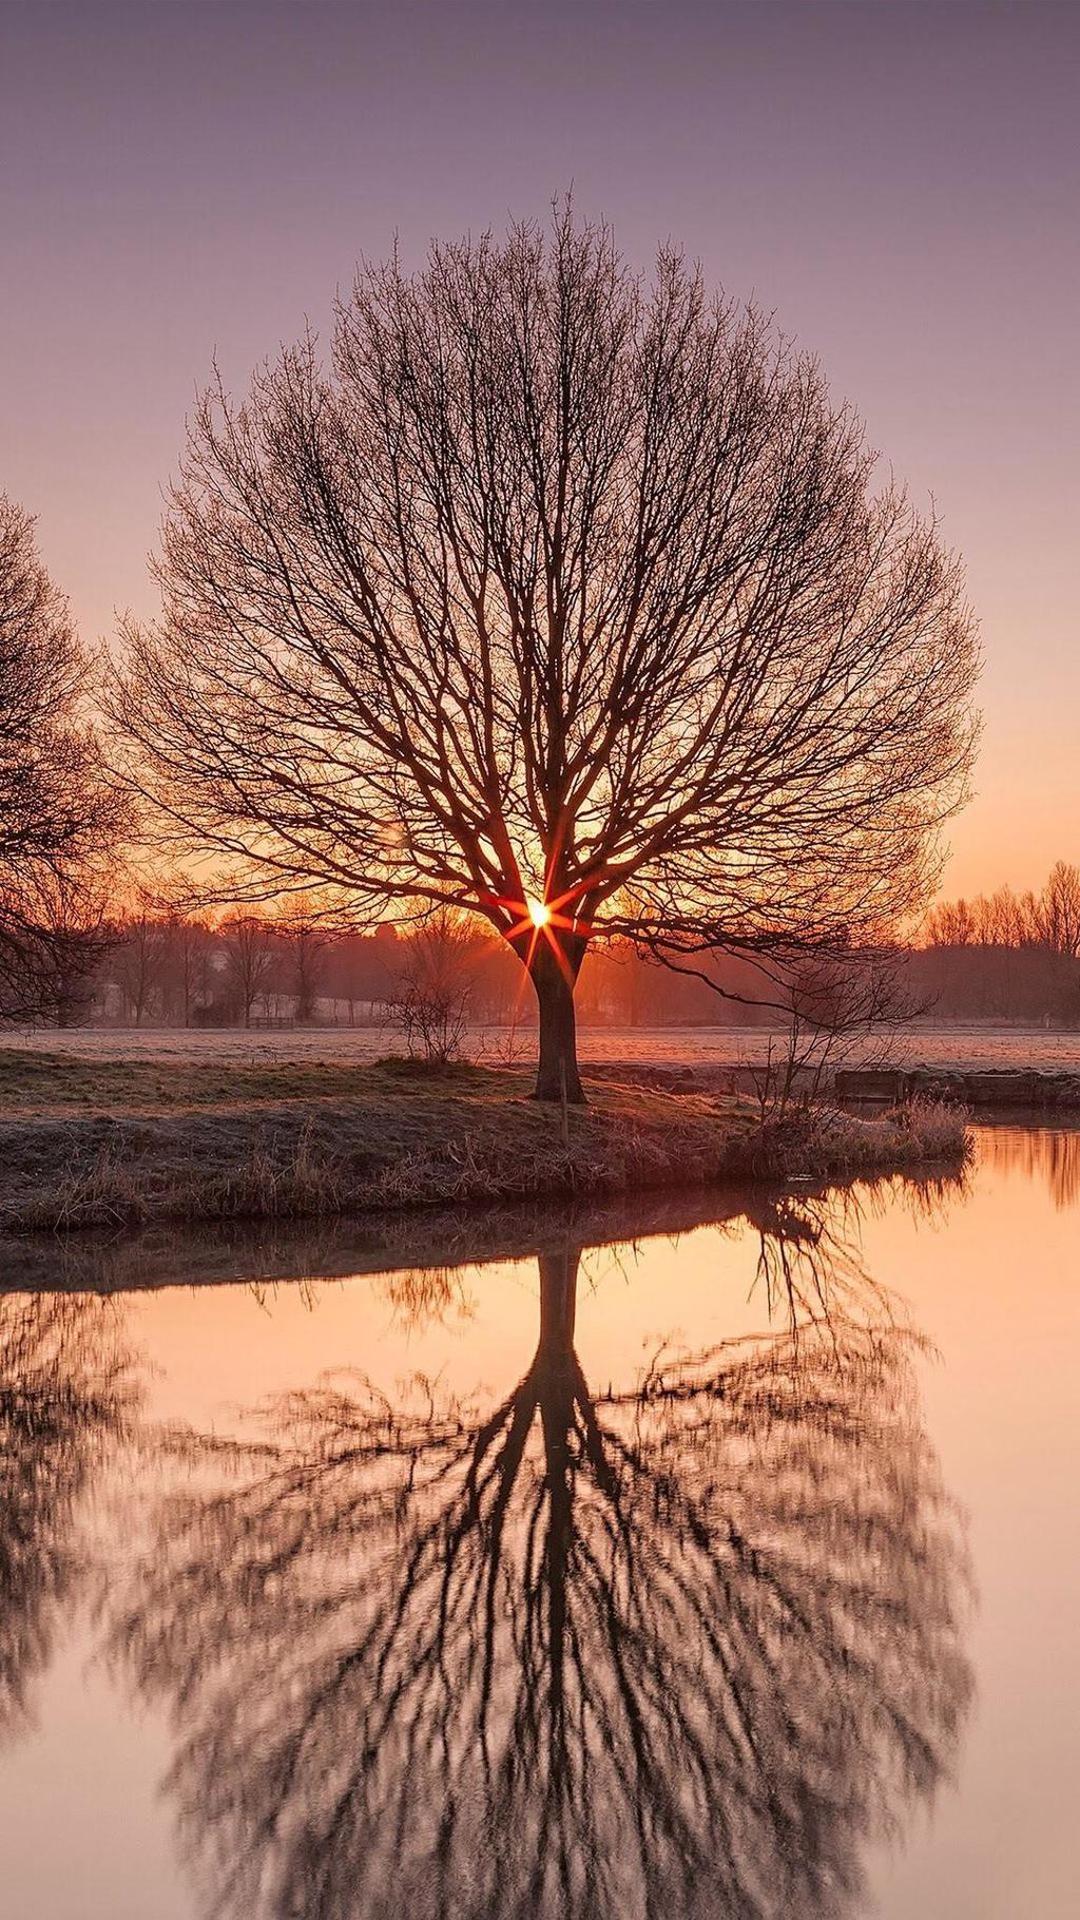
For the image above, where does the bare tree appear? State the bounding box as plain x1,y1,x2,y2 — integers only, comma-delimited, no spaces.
750,944,919,1114
108,210,979,1100
0,861,113,1027
385,906,475,1062
111,1214,971,1920
1034,860,1080,959
112,889,170,1026
220,912,276,1027
924,896,975,948
276,894,331,1023
160,908,214,1027
0,495,116,1020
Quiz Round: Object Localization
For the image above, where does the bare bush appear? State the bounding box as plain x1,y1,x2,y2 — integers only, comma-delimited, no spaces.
385,910,474,1063
749,947,918,1117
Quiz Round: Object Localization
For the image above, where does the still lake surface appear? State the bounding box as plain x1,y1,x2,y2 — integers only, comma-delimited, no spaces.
1,1121,1077,1918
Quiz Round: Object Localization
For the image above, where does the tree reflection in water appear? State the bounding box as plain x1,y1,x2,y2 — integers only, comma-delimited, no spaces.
113,1206,973,1920
1,1294,134,1742
977,1122,1080,1210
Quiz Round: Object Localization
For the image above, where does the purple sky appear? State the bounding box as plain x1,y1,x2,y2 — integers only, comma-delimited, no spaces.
2,0,1077,896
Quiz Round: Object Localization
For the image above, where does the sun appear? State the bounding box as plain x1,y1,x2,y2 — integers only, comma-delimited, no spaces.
527,896,551,929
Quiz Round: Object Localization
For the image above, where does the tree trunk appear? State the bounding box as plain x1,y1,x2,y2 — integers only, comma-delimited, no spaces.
535,1247,580,1700
537,1246,579,1350
526,932,587,1104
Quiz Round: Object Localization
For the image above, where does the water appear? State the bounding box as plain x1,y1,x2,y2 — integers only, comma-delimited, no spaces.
1,1124,1077,1918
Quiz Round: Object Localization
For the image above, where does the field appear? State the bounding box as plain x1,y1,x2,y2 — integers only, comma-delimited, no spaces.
2,1021,1079,1073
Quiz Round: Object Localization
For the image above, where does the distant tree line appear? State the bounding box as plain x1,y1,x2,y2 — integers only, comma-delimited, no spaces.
909,861,1080,1024
15,861,1080,1035
922,860,1080,955
37,894,782,1032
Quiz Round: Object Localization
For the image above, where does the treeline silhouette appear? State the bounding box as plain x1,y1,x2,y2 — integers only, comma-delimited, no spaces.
18,861,1080,1035
42,897,779,1032
910,860,1080,1025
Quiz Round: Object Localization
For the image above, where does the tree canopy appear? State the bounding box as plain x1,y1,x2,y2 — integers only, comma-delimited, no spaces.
109,210,979,1095
0,495,115,1020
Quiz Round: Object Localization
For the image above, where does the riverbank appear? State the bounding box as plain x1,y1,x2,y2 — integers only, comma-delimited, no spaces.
0,1050,970,1237
0,1156,964,1294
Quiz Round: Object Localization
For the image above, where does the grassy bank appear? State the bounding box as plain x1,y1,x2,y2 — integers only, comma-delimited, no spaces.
0,1167,962,1295
0,1049,970,1236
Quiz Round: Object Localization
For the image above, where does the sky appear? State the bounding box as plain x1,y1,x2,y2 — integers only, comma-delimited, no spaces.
1,0,1077,899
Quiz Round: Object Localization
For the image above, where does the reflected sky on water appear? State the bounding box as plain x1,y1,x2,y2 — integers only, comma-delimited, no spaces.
0,1123,1077,1918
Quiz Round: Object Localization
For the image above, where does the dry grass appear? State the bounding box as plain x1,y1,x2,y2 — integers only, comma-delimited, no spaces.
0,1045,475,1115
728,1096,972,1181
4,1023,1080,1073
0,1049,970,1237
1,1089,752,1233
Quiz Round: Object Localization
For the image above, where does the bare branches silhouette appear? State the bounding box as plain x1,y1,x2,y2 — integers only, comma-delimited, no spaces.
0,495,119,1020
111,1216,971,1920
108,208,978,1099
0,1294,134,1742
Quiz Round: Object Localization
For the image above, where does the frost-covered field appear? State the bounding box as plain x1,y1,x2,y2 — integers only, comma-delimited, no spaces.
3,1023,1080,1073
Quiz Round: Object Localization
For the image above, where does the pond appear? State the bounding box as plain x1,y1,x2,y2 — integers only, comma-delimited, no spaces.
1,1122,1077,1918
